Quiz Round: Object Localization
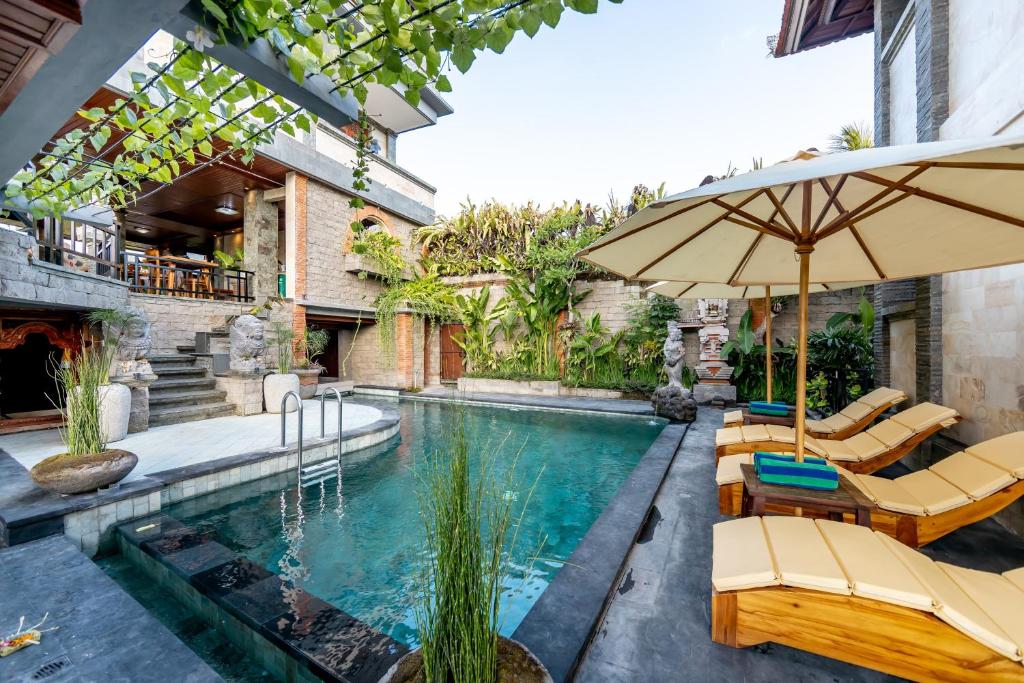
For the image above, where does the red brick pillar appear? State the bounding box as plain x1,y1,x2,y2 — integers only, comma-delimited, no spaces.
291,175,308,357
396,312,414,388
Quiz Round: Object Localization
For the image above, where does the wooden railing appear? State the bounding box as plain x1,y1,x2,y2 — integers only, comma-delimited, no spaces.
122,253,254,302
35,217,119,278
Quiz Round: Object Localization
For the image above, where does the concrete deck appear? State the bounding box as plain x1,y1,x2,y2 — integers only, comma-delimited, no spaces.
577,406,1024,681
0,535,220,682
0,400,382,482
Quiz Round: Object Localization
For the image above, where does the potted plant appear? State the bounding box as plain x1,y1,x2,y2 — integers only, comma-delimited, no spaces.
264,322,300,413
30,339,137,494
381,414,551,683
293,327,329,399
83,308,134,443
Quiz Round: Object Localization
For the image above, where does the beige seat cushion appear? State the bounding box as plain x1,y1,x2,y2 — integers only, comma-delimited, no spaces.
965,432,1024,478
839,401,874,422
822,412,858,432
818,438,860,462
803,436,827,457
866,419,915,449
877,533,1020,661
844,432,888,461
930,451,1016,501
723,410,744,426
941,563,1024,661
765,425,796,444
895,469,972,515
858,387,907,409
816,520,932,610
891,402,959,433
711,518,778,592
836,466,872,499
740,424,771,442
805,418,833,434
762,516,849,594
716,453,752,486
1003,568,1024,594
716,427,743,447
855,475,925,515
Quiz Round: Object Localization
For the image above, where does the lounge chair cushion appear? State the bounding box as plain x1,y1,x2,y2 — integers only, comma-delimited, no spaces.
740,424,771,442
716,453,751,486
895,469,972,515
762,516,849,594
858,387,907,409
965,432,1024,478
815,520,932,610
891,402,959,433
818,412,858,434
805,418,833,434
941,563,1024,660
723,409,744,426
803,436,827,457
839,401,875,422
716,427,743,447
843,432,888,461
865,419,915,449
855,475,926,515
765,425,796,443
817,439,860,462
930,451,1016,501
1003,567,1024,594
877,533,1021,661
711,518,778,592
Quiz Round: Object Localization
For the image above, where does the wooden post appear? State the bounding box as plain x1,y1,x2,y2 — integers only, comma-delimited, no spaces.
795,181,814,463
764,285,772,404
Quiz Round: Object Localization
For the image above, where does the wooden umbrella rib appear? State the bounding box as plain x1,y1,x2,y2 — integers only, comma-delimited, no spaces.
853,171,1024,229
812,175,848,233
579,196,719,255
634,191,767,278
907,161,1024,171
727,232,764,285
849,225,887,279
711,198,794,241
816,191,914,240
814,165,932,239
765,187,799,235
678,282,698,296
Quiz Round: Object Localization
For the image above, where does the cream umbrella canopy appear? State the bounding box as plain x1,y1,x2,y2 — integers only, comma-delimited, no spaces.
645,281,867,404
581,135,1024,460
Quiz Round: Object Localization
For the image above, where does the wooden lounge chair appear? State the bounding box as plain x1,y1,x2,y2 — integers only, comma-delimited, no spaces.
722,386,907,439
711,516,1024,682
716,432,1024,547
715,401,960,474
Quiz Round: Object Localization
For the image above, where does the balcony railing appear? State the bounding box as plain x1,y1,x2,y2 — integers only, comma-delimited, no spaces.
36,217,119,278
123,253,254,302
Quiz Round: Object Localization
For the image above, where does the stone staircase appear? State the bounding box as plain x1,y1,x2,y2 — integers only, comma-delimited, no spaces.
148,346,237,427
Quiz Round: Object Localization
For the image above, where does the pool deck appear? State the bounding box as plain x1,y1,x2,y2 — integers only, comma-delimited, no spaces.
576,406,1024,681
0,535,220,682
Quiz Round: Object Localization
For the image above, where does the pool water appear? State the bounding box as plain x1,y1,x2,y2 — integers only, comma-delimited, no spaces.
165,399,664,647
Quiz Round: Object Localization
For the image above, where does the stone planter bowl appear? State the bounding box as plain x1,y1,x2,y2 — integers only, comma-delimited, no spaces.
30,449,138,495
264,372,301,413
293,367,323,400
379,638,552,683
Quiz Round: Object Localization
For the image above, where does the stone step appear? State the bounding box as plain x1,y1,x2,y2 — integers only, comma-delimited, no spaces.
149,402,236,427
152,366,207,378
148,389,228,407
176,345,196,354
148,354,195,365
150,377,217,392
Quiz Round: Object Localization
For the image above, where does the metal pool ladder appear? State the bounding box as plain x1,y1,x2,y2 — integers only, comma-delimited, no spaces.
280,389,344,484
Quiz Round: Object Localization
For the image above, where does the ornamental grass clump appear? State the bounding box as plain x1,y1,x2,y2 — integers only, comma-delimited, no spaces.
413,415,540,683
53,342,107,456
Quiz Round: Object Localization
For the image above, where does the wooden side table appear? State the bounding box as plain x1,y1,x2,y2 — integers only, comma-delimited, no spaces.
740,463,873,527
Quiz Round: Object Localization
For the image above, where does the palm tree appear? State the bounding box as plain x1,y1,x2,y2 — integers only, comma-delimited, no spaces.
829,122,874,152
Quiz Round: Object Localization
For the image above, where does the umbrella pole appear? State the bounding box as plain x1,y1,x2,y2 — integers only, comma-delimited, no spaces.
794,250,811,463
764,286,772,404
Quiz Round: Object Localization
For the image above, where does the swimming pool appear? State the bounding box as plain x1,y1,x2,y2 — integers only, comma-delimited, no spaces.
160,399,665,648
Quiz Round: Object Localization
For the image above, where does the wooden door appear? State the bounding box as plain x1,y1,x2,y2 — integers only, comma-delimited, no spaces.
439,323,465,381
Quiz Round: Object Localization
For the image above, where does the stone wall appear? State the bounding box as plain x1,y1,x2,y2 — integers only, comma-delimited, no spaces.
0,227,129,309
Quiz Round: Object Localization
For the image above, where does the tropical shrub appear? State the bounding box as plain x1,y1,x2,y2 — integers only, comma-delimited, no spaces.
721,309,798,404
806,319,873,413
351,225,405,283
561,313,621,385
270,322,294,373
295,327,329,369
53,341,108,456
453,285,505,374
620,294,679,384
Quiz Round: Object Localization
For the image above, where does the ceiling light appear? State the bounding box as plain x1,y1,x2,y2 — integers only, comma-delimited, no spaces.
215,205,239,216
135,227,151,234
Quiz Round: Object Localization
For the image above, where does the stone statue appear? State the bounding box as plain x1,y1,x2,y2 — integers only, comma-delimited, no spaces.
229,314,266,374
651,320,697,422
108,306,154,381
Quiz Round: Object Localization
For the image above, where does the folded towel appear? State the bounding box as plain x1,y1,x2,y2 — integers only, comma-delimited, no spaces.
758,460,839,491
749,401,790,417
754,452,827,472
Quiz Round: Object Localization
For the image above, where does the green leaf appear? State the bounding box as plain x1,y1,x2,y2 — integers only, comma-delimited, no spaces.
403,88,421,107
197,139,213,157
571,0,599,13
485,24,514,53
295,114,311,134
542,2,564,27
435,75,452,92
287,53,305,85
452,44,475,73
201,0,228,26
521,10,543,37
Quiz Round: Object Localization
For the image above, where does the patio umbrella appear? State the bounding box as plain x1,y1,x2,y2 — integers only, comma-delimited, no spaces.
581,135,1024,460
645,281,866,404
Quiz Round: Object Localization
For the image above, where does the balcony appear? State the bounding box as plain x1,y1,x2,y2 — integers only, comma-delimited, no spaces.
123,253,254,302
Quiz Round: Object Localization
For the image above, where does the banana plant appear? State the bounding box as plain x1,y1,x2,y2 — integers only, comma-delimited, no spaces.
453,285,506,372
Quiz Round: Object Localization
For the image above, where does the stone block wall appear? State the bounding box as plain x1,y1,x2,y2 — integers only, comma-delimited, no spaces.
574,279,645,332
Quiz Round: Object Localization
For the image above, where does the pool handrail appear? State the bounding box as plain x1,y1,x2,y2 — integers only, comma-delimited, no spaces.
319,388,343,463
280,391,303,472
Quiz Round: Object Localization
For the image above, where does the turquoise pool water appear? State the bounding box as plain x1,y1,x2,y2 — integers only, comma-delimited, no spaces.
164,399,664,647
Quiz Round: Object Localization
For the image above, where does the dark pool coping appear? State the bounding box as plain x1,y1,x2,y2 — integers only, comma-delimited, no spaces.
117,512,406,682
512,421,689,682
408,388,656,417
0,407,400,547
0,534,221,682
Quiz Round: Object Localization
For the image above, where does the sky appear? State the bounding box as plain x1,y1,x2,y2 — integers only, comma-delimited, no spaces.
397,0,875,217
